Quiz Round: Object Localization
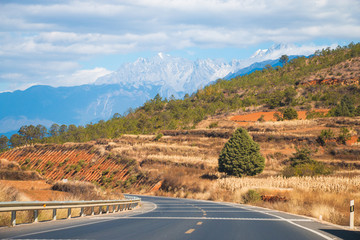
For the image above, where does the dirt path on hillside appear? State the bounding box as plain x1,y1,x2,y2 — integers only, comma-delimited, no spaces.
230,109,329,124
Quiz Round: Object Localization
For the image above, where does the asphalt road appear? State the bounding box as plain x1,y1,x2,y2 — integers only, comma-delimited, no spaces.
0,195,359,240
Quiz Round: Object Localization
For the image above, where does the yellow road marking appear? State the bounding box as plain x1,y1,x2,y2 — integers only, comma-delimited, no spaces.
197,222,203,225
185,229,195,234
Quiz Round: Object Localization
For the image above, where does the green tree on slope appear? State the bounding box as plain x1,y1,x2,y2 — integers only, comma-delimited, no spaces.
218,128,265,177
0,135,8,150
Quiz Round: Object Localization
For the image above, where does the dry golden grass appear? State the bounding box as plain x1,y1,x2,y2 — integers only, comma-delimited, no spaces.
213,176,360,225
52,180,123,200
254,119,316,129
146,154,217,166
217,176,360,193
0,159,20,170
0,184,32,226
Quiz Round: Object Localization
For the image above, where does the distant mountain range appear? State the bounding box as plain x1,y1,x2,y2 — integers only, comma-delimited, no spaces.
0,44,306,136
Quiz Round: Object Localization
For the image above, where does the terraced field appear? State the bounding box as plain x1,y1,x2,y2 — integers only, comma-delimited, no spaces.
0,143,155,190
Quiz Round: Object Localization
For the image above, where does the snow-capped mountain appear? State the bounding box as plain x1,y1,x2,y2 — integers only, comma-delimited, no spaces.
95,43,305,98
95,53,234,99
0,43,314,135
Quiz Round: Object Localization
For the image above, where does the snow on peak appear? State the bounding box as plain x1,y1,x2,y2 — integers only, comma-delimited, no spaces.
95,53,234,98
251,49,268,58
250,43,295,60
95,43,318,98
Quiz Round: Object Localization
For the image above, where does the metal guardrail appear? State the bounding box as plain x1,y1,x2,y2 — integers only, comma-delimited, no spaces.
0,196,141,226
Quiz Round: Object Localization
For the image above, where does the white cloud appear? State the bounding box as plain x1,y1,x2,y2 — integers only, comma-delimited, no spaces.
0,73,24,80
52,67,113,87
0,66,112,92
0,0,359,92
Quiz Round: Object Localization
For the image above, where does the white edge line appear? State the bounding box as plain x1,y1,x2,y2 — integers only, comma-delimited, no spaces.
246,207,334,240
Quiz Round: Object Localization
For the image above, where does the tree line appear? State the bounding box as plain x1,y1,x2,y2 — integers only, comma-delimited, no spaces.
1,42,360,150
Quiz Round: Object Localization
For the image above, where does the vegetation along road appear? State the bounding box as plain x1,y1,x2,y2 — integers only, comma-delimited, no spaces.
1,195,359,240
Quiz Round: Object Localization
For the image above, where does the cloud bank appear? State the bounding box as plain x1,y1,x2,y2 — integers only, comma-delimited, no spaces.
0,0,359,92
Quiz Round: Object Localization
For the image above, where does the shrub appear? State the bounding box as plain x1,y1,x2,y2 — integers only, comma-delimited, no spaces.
355,105,360,116
257,115,265,122
283,162,332,177
283,147,332,177
317,129,335,146
306,110,326,119
273,112,283,121
52,181,103,200
242,189,262,203
328,95,355,117
282,107,298,120
289,147,315,167
338,127,351,144
218,128,265,177
208,122,219,128
154,133,163,141
45,161,54,169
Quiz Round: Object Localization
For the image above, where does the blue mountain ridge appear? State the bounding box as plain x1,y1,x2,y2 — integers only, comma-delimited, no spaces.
0,57,295,136
224,56,298,79
0,84,160,135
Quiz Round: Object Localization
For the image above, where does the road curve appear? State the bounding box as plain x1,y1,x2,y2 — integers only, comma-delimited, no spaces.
0,195,359,240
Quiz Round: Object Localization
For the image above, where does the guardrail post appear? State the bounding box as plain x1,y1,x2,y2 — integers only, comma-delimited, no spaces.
80,207,85,217
106,205,109,214
99,206,102,215
117,204,120,212
91,206,94,216
11,210,16,226
67,208,71,219
112,205,116,213
34,210,38,223
350,200,355,229
53,209,57,220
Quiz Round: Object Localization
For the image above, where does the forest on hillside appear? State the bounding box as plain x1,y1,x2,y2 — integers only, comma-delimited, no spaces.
1,42,360,149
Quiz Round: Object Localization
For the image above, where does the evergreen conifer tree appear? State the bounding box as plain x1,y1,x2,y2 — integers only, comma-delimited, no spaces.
218,128,265,177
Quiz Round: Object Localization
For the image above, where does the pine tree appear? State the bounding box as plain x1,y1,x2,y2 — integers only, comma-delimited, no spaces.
218,128,265,177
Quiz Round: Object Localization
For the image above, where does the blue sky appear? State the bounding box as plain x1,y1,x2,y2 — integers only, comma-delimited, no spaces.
0,0,359,92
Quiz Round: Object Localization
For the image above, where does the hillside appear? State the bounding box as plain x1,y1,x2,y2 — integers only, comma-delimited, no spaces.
2,114,359,184
6,42,358,146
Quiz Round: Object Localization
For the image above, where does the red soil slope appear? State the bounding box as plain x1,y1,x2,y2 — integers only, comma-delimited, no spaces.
0,144,137,187
230,109,329,125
